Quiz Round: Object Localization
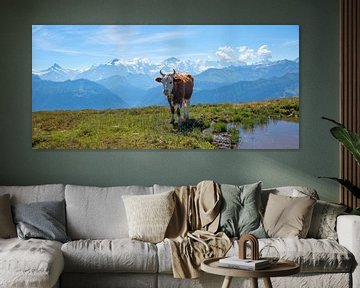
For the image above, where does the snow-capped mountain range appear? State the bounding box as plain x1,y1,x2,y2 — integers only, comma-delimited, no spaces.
33,57,297,83
33,57,204,82
32,63,79,82
32,58,299,111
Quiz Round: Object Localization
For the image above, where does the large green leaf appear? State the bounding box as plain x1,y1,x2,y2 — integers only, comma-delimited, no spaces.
322,117,360,165
330,127,360,165
318,177,360,198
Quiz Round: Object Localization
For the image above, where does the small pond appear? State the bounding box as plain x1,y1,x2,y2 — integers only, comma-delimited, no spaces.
236,120,299,149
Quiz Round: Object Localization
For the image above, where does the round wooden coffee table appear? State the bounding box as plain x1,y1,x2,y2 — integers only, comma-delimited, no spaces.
201,257,300,288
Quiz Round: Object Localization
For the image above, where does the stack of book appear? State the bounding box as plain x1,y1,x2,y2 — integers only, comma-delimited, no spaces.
218,257,271,270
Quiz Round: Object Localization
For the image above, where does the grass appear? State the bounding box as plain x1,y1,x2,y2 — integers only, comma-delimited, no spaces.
32,97,299,149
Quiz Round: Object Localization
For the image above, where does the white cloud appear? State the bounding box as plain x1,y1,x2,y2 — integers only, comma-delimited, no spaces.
257,44,272,62
238,45,272,63
215,46,236,62
215,44,273,64
131,30,194,45
33,34,113,58
87,26,136,46
238,46,256,62
88,26,194,47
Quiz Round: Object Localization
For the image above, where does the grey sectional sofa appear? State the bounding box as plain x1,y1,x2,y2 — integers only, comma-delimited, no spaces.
0,184,359,288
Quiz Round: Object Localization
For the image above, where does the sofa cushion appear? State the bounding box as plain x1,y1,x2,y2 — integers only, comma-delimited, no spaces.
61,239,158,273
263,193,316,238
262,238,354,273
12,200,70,243
307,200,347,240
61,273,157,288
158,237,353,274
0,184,65,204
122,191,175,243
261,186,319,213
156,240,173,274
0,238,64,288
218,182,266,238
65,185,153,239
0,194,16,238
153,184,176,194
234,238,353,273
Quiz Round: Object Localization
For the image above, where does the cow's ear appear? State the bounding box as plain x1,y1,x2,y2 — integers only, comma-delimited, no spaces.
174,78,182,82
155,77,162,83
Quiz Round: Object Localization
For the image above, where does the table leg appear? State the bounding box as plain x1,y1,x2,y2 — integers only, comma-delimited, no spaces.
221,276,233,288
251,278,258,288
263,277,273,288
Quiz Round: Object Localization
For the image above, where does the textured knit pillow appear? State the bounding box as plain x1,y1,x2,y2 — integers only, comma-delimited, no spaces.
12,200,70,243
218,182,266,238
263,193,316,238
0,194,16,238
307,200,347,240
122,191,175,243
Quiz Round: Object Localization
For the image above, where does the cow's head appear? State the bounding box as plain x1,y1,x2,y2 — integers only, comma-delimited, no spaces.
155,69,181,97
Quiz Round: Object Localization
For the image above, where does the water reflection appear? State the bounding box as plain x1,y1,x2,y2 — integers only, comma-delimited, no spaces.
236,120,299,149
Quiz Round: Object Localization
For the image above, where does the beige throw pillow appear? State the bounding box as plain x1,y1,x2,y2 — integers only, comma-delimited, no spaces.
122,191,175,243
0,194,17,238
263,193,316,238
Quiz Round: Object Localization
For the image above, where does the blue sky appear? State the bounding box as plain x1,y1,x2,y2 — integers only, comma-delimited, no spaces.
32,25,299,70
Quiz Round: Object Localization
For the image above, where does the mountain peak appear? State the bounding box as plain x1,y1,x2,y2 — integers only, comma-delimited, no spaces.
162,57,180,64
41,63,65,73
50,63,62,70
32,74,41,81
109,58,120,65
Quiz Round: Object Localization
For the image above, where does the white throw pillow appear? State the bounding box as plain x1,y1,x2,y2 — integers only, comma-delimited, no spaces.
122,191,175,243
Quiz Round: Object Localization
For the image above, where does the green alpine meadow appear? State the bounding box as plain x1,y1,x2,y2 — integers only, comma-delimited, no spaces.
32,97,299,150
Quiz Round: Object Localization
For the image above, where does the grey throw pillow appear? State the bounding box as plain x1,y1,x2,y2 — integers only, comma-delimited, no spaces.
307,200,347,240
218,182,266,238
12,200,70,243
0,194,16,238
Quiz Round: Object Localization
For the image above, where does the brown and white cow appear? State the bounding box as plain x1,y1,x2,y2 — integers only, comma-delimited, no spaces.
155,69,194,126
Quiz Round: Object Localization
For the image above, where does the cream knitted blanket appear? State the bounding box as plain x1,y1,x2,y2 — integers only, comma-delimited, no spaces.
165,180,231,278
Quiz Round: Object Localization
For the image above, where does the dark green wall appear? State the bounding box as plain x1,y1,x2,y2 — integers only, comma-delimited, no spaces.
0,0,340,202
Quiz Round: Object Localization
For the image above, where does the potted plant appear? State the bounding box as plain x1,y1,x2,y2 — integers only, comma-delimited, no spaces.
319,117,360,215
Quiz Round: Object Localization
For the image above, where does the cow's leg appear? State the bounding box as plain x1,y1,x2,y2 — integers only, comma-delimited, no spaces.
183,99,190,121
170,106,175,124
175,104,181,127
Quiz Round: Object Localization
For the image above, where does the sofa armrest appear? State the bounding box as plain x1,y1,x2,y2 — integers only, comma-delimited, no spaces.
337,215,360,288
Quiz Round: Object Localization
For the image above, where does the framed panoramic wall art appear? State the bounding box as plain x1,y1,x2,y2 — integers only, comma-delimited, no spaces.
32,25,299,150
